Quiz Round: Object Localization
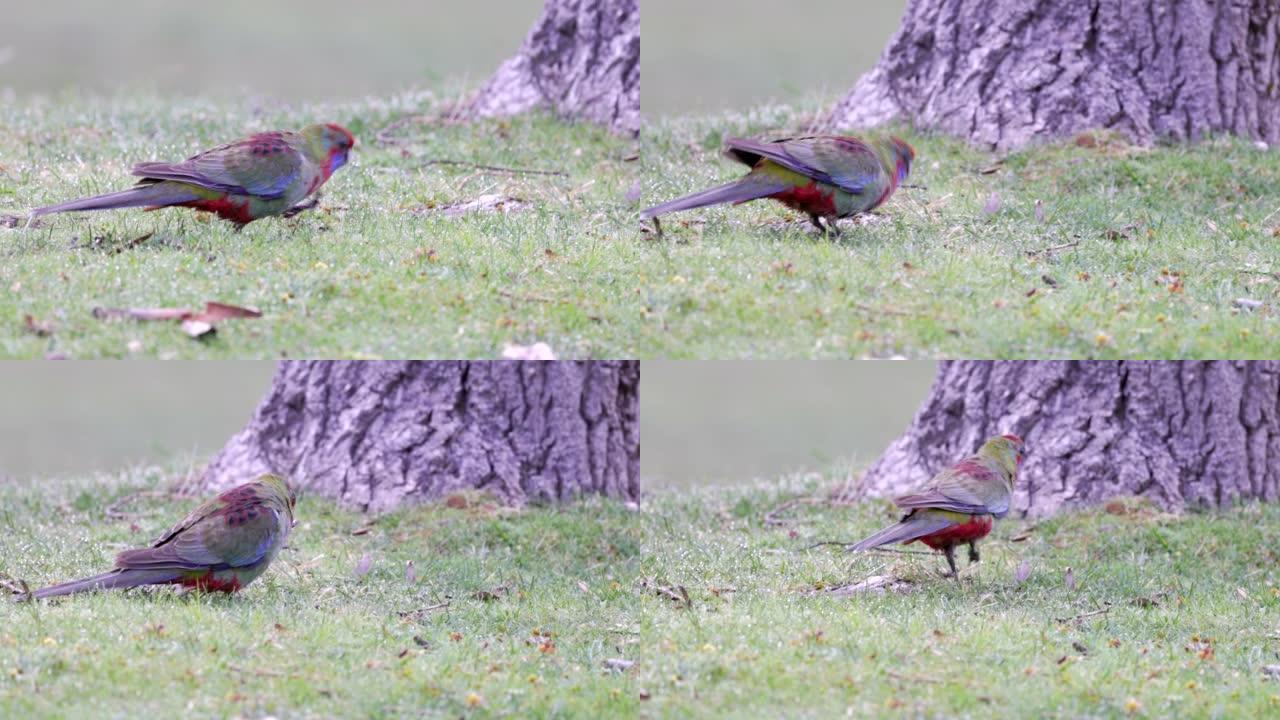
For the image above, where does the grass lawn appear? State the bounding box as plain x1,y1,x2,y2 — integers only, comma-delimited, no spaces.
1,91,640,359
4,94,1278,358
0,468,645,717
638,475,1280,717
640,100,1280,357
3,469,1278,717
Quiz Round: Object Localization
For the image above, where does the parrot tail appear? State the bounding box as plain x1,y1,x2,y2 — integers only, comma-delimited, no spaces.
640,179,785,219
27,568,181,600
849,513,957,552
31,182,200,217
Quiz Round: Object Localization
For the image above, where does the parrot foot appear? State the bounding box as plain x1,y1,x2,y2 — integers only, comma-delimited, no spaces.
808,215,843,237
968,542,980,563
282,196,322,219
943,545,959,580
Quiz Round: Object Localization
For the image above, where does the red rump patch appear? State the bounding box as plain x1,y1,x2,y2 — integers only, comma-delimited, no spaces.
768,182,837,216
179,573,242,593
180,197,256,225
913,515,994,550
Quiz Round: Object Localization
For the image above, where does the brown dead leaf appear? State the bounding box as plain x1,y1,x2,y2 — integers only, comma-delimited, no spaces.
433,194,529,218
92,301,260,339
2,214,41,229
22,314,53,337
471,585,510,602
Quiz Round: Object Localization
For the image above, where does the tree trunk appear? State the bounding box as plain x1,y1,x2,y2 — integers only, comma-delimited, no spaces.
201,361,640,512
466,0,639,137
846,361,1280,516
827,0,1280,150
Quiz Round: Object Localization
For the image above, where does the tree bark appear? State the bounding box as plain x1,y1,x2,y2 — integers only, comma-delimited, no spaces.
846,361,1280,516
828,0,1280,150
201,361,640,512
465,0,639,137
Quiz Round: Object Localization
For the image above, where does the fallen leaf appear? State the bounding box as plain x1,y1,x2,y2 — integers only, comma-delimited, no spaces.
502,342,556,360
1065,567,1076,591
1034,199,1045,224
22,314,53,337
180,319,214,338
91,301,261,340
353,552,373,579
1014,559,1032,586
405,561,416,584
431,194,529,218
981,191,1002,216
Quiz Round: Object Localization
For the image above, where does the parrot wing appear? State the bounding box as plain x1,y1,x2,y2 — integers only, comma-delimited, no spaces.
849,511,959,551
132,132,302,199
117,505,284,571
724,136,881,195
894,459,1012,517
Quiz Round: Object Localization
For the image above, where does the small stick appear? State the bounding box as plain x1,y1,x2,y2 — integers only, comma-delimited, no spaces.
421,159,567,177
763,496,824,526
104,490,174,520
1025,241,1080,257
804,540,934,556
654,584,692,609
1055,605,1111,624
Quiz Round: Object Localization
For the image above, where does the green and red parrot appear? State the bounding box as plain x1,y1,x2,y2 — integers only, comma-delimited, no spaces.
25,475,296,600
851,434,1024,578
31,124,354,228
641,135,915,232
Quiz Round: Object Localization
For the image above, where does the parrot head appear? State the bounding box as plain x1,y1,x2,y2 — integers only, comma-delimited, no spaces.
256,474,298,528
301,123,355,178
978,434,1024,479
886,136,914,185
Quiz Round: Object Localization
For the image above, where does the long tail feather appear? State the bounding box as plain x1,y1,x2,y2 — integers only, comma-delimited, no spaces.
32,183,200,217
849,514,956,552
28,568,180,599
640,179,785,219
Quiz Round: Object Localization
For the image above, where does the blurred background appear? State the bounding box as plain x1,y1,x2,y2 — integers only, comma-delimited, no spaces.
641,361,934,487
0,361,936,487
641,0,906,116
0,362,273,481
0,1,540,100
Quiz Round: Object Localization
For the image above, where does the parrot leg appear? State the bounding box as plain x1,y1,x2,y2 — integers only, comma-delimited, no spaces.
282,196,321,219
808,215,843,238
968,541,980,563
942,545,958,579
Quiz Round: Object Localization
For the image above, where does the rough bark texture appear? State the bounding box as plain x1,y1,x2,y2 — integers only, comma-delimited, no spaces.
846,361,1280,516
466,0,639,137
202,361,640,512
828,0,1280,150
